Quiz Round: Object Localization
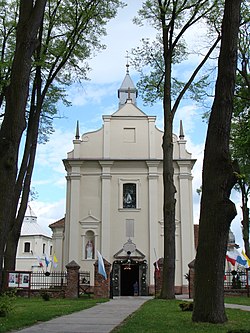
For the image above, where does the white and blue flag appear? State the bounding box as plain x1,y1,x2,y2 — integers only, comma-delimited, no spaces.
97,250,107,279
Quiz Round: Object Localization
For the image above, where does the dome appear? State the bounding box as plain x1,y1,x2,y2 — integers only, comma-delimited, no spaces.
21,205,51,238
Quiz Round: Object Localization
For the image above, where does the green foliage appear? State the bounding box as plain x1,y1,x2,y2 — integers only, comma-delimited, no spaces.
0,289,16,317
179,301,193,311
0,0,18,109
0,0,125,140
40,291,50,301
131,0,221,108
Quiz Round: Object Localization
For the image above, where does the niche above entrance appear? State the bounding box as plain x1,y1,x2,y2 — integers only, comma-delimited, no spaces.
114,239,145,259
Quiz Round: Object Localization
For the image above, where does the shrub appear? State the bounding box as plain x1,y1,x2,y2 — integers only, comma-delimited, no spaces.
179,301,193,311
0,289,16,317
41,291,50,301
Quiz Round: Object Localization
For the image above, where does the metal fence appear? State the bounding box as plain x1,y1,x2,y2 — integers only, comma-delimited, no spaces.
224,269,248,290
30,271,67,290
78,271,91,296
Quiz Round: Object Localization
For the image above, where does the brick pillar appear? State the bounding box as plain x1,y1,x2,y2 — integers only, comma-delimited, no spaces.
154,257,164,296
94,258,111,298
188,259,195,299
65,260,80,298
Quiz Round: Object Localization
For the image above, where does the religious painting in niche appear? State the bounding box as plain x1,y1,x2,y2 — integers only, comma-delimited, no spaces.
123,183,136,208
85,230,95,259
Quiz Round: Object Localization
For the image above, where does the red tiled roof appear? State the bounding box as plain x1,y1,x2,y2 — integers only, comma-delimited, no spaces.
49,217,65,229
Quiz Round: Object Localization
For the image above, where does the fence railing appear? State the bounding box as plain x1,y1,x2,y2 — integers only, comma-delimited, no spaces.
30,271,67,290
78,271,91,296
224,269,248,290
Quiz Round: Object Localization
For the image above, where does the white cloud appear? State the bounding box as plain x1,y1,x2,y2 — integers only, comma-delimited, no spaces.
87,2,156,84
67,83,117,107
30,199,65,236
35,128,74,175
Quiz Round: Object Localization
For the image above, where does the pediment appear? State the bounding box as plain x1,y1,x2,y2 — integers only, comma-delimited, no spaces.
112,102,147,118
114,239,145,259
79,213,100,225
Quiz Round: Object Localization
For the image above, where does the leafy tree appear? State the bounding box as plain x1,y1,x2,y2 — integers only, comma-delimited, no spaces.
230,16,250,257
0,0,124,291
132,0,221,298
0,0,47,291
192,0,241,323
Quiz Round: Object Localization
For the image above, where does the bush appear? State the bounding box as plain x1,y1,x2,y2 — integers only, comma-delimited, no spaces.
179,301,193,311
0,289,16,317
41,291,50,301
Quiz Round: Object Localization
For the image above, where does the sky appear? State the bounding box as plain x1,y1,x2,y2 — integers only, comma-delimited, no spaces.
29,1,244,247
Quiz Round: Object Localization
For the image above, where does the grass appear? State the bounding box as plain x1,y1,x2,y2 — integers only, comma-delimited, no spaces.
112,299,250,333
225,296,250,306
0,296,107,333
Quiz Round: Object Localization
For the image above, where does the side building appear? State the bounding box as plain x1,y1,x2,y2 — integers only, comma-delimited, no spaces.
16,206,52,272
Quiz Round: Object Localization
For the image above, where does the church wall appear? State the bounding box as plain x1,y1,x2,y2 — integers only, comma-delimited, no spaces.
109,163,150,259
80,173,102,219
154,128,164,158
109,119,150,159
79,128,103,159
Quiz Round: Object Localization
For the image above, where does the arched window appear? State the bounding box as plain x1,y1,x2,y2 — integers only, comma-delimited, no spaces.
24,242,30,253
85,231,95,259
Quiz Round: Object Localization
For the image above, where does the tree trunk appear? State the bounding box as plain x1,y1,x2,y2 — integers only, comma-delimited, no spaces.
160,10,176,297
192,0,241,324
242,204,250,258
0,0,46,291
160,111,176,299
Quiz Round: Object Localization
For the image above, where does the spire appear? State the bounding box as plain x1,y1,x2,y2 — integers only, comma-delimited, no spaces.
126,50,129,74
75,120,80,140
179,120,185,140
118,55,138,108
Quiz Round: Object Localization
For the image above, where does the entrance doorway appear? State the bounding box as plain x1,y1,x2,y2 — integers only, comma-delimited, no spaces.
121,264,139,296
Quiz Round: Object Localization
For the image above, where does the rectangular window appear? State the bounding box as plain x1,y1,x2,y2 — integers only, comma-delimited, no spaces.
43,243,46,254
126,219,134,238
123,183,136,208
119,178,140,210
24,242,30,253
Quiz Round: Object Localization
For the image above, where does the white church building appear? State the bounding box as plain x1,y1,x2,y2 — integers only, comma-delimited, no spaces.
51,66,196,295
16,206,52,272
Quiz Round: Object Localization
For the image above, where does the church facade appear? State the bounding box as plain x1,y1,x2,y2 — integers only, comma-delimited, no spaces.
54,67,196,295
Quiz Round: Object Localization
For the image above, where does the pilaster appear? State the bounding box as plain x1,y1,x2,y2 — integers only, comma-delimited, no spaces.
148,116,156,158
99,161,113,259
177,160,195,288
146,161,160,285
68,163,81,262
102,116,111,158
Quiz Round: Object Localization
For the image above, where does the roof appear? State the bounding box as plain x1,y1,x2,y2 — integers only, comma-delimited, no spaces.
20,205,52,238
21,216,51,238
49,217,65,229
118,65,138,107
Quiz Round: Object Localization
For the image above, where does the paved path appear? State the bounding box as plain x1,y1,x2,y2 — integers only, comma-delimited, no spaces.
13,297,151,333
224,303,250,311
